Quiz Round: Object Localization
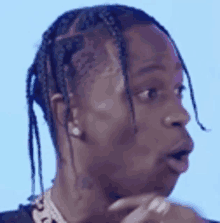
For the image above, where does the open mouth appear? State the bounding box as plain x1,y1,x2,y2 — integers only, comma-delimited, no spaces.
167,149,190,174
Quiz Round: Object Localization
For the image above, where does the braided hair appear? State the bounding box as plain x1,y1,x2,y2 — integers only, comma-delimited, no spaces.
26,4,210,203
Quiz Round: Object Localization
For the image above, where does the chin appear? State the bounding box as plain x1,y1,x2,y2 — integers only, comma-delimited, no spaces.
102,177,179,206
99,164,180,204
105,182,175,205
152,184,176,197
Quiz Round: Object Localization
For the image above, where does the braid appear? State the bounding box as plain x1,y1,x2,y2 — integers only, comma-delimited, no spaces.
26,10,83,202
26,4,210,203
98,9,138,134
52,34,86,201
150,19,211,132
173,44,211,131
34,35,51,202
26,65,36,201
32,107,44,198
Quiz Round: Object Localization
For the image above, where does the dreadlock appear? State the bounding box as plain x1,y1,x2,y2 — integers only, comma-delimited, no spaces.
26,4,211,203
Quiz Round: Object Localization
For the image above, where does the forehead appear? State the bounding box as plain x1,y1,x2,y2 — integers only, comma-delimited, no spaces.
124,24,180,70
102,24,181,79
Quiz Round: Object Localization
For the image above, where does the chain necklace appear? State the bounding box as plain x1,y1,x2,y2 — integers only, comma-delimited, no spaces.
32,188,68,223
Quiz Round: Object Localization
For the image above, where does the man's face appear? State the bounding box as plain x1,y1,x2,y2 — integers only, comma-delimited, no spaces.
64,24,193,201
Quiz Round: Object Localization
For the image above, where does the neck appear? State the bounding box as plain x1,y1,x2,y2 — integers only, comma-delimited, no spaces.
50,169,110,223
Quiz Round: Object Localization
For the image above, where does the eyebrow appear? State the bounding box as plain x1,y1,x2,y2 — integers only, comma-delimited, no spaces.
133,62,183,78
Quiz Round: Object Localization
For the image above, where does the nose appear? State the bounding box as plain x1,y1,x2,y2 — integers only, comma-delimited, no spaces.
163,110,191,128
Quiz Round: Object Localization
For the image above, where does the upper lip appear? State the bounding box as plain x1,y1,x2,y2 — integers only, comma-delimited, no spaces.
167,139,194,158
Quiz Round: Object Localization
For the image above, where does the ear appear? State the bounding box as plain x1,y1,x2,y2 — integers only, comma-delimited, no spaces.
50,93,69,127
50,93,79,128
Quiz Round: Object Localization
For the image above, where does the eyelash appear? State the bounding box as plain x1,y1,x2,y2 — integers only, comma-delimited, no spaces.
138,85,187,101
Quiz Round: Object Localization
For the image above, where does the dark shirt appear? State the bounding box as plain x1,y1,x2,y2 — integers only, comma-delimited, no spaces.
0,204,34,223
0,204,219,223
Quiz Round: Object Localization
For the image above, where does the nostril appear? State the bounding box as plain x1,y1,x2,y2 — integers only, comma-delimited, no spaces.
169,150,188,160
172,122,181,127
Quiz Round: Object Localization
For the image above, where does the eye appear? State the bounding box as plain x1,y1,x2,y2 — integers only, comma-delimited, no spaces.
137,85,187,101
138,88,158,100
175,85,187,98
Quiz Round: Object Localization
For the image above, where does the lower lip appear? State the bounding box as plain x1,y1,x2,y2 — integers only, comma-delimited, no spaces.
166,155,189,174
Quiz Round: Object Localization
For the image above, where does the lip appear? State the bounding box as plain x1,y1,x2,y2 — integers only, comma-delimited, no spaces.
168,139,194,156
165,139,194,174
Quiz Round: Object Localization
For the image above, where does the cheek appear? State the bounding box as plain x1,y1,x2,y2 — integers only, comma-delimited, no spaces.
95,98,115,110
89,75,126,119
85,77,130,143
174,71,183,83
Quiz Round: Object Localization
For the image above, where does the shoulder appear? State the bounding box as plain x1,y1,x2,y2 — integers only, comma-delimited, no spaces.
208,221,220,223
0,204,34,223
202,218,220,223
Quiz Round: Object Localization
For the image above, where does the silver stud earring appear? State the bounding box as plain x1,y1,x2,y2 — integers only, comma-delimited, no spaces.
71,119,82,136
72,127,81,136
71,108,82,136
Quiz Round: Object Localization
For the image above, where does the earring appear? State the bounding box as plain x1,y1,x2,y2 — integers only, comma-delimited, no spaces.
72,126,81,136
71,119,82,137
70,108,82,137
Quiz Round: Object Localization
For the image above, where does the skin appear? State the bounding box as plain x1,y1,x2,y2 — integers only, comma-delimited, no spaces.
49,23,194,222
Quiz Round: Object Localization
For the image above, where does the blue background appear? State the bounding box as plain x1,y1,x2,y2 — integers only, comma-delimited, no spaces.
0,0,219,221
